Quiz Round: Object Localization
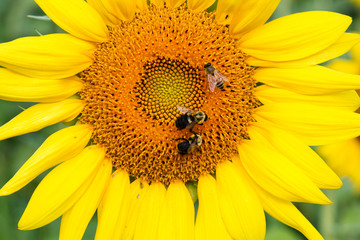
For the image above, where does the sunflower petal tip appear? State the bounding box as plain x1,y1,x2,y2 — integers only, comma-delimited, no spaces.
0,182,16,196
325,199,333,205
18,218,30,231
321,195,334,205
0,188,8,197
333,177,343,189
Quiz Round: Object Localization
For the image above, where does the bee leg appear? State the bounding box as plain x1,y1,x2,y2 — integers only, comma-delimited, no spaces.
189,128,198,135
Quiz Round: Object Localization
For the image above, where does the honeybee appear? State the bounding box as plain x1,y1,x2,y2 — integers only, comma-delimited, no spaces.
204,62,229,92
174,132,202,155
175,106,208,130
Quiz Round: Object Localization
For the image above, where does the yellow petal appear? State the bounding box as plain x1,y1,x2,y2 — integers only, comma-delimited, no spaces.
256,103,360,146
134,183,166,240
216,161,266,240
215,0,240,25
261,195,324,240
166,0,186,8
18,146,105,230
317,139,360,191
0,124,92,196
34,0,108,42
235,163,325,240
237,129,332,204
317,139,360,176
0,99,84,141
187,0,216,13
249,122,342,189
151,0,164,7
121,180,150,240
88,0,136,23
60,159,112,240
255,65,360,95
95,170,130,240
111,0,136,20
240,11,351,62
195,174,232,240
256,85,360,111
247,33,360,68
158,181,195,240
136,0,148,12
87,0,119,26
351,41,360,63
230,0,280,38
0,69,83,102
327,59,360,75
0,34,95,79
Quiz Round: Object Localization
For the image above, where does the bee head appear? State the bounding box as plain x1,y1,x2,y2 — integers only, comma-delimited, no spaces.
194,111,207,124
204,63,211,68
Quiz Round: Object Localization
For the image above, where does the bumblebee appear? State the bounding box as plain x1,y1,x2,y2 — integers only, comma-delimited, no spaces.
204,62,229,92
175,106,208,130
174,132,202,155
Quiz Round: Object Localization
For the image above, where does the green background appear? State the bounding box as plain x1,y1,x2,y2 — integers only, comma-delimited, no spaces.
1,0,360,239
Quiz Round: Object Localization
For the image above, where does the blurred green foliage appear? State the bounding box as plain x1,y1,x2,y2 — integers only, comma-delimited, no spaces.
1,0,360,239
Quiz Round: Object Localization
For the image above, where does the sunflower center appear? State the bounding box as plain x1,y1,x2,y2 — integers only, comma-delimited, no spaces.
79,5,259,185
134,57,204,124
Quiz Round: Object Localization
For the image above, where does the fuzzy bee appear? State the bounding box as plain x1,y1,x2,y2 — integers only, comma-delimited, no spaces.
175,106,208,130
174,132,202,155
204,62,229,92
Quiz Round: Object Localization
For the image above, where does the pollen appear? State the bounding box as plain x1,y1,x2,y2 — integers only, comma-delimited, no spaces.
134,57,204,123
79,5,259,185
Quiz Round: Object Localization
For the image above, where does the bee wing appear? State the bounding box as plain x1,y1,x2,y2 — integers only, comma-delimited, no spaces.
207,74,217,92
177,106,195,114
214,69,229,82
187,144,196,153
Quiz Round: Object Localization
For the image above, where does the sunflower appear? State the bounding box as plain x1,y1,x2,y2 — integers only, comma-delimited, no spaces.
1,0,360,239
317,44,360,192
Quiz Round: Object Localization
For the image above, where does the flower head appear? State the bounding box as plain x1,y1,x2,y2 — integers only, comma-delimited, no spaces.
1,0,360,239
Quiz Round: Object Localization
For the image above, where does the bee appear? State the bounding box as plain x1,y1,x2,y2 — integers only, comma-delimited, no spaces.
174,131,202,155
204,62,229,92
175,106,208,130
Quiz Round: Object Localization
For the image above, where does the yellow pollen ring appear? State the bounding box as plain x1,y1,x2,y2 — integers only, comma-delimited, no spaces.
134,57,205,123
